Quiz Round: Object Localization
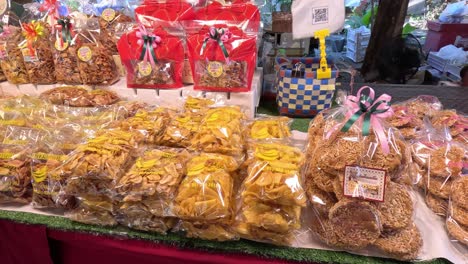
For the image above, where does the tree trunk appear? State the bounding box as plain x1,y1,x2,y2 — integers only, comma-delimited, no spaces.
361,0,409,81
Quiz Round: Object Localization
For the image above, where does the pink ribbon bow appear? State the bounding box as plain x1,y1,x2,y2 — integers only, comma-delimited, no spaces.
136,25,161,66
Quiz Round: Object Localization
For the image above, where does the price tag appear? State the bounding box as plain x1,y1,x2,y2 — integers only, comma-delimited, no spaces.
343,166,387,202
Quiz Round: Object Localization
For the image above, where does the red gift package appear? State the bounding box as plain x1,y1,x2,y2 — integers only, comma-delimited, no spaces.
135,0,196,23
195,0,261,32
118,25,184,89
186,24,257,92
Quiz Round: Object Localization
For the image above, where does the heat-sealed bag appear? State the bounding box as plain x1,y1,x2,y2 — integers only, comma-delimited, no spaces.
234,142,306,245
20,20,56,84
75,17,119,85
186,24,257,92
0,26,30,84
304,87,422,260
118,25,184,88
66,194,117,226
387,95,442,140
189,105,246,157
0,144,32,204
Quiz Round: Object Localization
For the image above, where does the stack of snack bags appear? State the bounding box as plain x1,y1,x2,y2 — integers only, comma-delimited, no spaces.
0,26,30,84
304,87,422,260
115,147,192,234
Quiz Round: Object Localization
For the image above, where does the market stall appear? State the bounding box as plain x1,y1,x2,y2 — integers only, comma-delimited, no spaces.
0,1,466,264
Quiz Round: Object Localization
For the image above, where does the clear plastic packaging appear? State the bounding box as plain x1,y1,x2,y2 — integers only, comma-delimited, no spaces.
0,26,30,84
235,142,306,245
21,20,56,84
40,86,120,107
446,176,468,247
244,116,292,141
431,110,467,145
98,8,133,55
52,17,82,84
66,195,117,226
0,144,32,204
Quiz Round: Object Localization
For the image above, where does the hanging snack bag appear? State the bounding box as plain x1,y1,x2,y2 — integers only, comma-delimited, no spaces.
186,24,257,92
98,6,133,55
20,20,56,84
118,24,184,88
75,17,119,85
0,26,30,84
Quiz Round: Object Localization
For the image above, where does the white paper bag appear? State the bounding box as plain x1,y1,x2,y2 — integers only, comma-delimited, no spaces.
292,0,345,39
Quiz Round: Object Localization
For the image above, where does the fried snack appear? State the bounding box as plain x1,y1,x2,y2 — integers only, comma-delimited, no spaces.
0,28,30,84
183,96,216,113
22,21,56,84
451,177,468,210
116,201,176,234
309,215,346,248
53,41,82,84
304,178,337,216
446,218,468,246
99,12,133,55
198,61,247,89
0,145,31,203
243,143,306,207
328,200,382,250
0,67,6,82
77,43,119,85
40,87,119,107
190,106,246,156
174,153,238,221
375,182,413,231
431,110,461,133
66,195,117,226
178,220,238,241
305,166,335,193
115,148,191,202
374,224,422,261
426,176,453,199
245,117,291,140
405,97,441,119
332,177,344,201
133,61,175,85
451,204,468,227
428,145,466,178
425,193,448,216
158,111,202,148
115,108,171,144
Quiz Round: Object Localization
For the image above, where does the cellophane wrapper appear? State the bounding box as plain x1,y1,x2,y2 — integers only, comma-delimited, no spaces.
173,153,239,241
303,97,423,260
40,86,120,107
446,176,468,248
234,142,306,246
0,26,30,84
66,194,118,226
0,144,32,204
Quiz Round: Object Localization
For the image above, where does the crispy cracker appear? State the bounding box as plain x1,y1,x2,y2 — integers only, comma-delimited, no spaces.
446,218,468,246
376,182,413,231
425,193,448,216
374,223,422,261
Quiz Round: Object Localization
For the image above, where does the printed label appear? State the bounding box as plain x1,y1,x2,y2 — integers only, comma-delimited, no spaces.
32,165,48,183
344,166,387,202
77,46,92,62
101,8,116,22
21,48,38,62
138,61,152,77
54,39,69,51
0,0,7,16
207,61,224,78
312,7,329,25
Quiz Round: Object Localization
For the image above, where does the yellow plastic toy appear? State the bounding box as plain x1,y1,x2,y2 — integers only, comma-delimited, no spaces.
314,29,331,79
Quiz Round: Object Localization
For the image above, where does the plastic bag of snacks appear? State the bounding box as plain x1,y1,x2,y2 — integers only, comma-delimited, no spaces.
0,144,32,203
304,87,422,260
234,142,306,245
446,176,468,247
66,194,117,226
173,153,238,240
40,86,120,107
387,95,442,140
51,17,83,84
431,109,467,145
118,24,184,88
186,23,257,92
58,130,138,197
75,17,119,85
115,147,192,204
20,20,56,84
244,116,292,141
115,200,177,233
98,6,133,55
0,26,30,84
189,105,246,157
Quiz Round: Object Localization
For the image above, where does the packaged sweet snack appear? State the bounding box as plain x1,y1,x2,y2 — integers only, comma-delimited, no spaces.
0,144,32,204
0,26,30,84
40,87,120,107
234,142,306,245
387,96,442,140
304,87,422,260
244,116,292,141
98,7,133,55
75,18,119,85
189,106,246,157
115,147,192,204
135,0,196,22
173,153,238,240
20,20,56,84
446,176,468,247
431,110,467,145
52,17,82,84
186,24,257,92
66,194,117,226
118,25,184,89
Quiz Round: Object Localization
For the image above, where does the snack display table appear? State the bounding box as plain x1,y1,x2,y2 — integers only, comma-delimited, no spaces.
0,69,263,119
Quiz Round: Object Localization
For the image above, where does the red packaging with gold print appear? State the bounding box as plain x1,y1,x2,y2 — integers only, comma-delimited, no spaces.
118,25,184,89
186,24,257,92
